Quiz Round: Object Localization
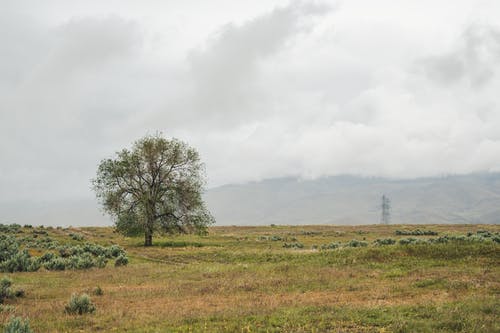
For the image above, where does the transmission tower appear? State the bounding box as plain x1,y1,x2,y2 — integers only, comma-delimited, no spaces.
381,194,391,224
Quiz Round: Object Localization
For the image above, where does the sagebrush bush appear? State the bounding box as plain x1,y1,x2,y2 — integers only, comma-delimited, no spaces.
283,242,304,249
2,316,33,333
0,236,19,262
0,277,13,303
43,257,68,271
321,242,339,250
64,293,95,315
114,254,129,267
0,251,40,273
0,224,21,234
395,229,438,236
69,233,84,241
0,277,24,306
374,238,396,246
107,245,125,258
346,240,368,247
93,286,103,296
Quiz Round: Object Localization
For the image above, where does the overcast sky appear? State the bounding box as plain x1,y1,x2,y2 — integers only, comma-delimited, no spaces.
1,0,500,209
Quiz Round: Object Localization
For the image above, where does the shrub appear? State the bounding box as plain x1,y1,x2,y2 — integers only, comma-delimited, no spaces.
67,253,95,270
0,251,40,273
96,256,108,269
3,317,33,333
65,293,95,315
374,238,396,246
0,277,13,303
32,229,48,236
0,236,19,262
69,233,84,241
395,229,438,236
0,224,21,234
398,237,426,245
320,242,340,250
43,257,68,271
93,286,103,296
114,255,129,267
107,245,125,258
346,239,368,247
283,242,304,249
0,277,23,306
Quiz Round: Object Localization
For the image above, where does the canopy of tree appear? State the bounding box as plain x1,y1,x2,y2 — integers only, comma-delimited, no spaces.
92,135,214,246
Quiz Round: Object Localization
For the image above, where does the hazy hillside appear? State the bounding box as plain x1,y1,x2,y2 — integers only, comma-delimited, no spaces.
204,173,500,225
3,173,500,227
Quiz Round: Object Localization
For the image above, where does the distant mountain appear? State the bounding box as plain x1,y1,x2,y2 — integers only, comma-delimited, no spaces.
204,173,500,225
3,173,499,227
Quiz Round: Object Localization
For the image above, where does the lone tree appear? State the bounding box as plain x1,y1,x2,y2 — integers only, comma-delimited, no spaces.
381,194,391,225
92,134,214,246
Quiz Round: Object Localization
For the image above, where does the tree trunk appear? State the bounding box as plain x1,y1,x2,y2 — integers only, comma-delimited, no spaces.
144,229,153,246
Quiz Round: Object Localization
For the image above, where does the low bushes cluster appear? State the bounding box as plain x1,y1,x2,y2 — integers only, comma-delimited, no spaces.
399,231,500,245
0,236,40,273
373,238,396,246
258,235,297,242
399,237,427,245
69,233,85,241
32,229,48,236
0,234,128,272
41,244,127,271
395,229,438,236
320,242,340,250
0,224,22,234
283,242,304,249
2,317,33,333
20,236,59,249
346,239,368,247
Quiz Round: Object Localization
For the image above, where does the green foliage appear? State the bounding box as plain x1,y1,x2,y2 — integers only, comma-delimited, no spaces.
374,238,396,246
398,237,426,245
69,233,84,241
64,293,95,315
0,277,24,305
0,251,40,273
114,254,129,267
0,224,21,234
32,229,48,236
346,239,368,247
0,236,40,273
0,278,13,304
37,242,124,271
0,236,19,262
93,286,103,296
395,229,438,236
2,317,33,333
92,134,215,246
43,257,68,271
283,242,304,249
320,242,340,250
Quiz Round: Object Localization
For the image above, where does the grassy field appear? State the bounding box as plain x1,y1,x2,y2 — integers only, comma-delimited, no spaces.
1,224,499,332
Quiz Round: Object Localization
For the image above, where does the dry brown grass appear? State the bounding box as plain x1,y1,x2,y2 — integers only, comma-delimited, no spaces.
1,224,499,332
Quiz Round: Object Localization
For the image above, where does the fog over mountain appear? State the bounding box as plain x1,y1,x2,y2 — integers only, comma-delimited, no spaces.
5,173,498,227
205,173,500,225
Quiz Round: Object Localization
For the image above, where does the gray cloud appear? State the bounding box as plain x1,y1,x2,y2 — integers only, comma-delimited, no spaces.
183,2,331,126
418,25,500,87
1,1,500,225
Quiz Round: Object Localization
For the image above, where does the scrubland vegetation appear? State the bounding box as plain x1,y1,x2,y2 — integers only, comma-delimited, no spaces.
0,223,498,332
